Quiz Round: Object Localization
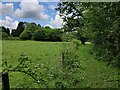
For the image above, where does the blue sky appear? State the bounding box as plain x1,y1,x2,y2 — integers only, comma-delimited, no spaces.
0,0,63,30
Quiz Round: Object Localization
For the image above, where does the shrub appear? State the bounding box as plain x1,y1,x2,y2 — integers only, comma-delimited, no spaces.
62,32,77,42
19,31,32,40
71,39,80,49
2,32,9,40
32,29,46,41
6,36,20,40
49,29,62,42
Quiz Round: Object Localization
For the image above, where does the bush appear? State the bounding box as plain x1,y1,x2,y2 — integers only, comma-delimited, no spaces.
19,31,32,40
49,29,62,42
9,37,20,40
2,32,9,40
32,29,46,41
71,39,80,49
62,32,77,42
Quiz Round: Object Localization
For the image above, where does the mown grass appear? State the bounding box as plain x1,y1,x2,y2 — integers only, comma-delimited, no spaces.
2,40,119,88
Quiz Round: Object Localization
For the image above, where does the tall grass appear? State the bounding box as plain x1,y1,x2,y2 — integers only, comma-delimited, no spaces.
2,40,119,88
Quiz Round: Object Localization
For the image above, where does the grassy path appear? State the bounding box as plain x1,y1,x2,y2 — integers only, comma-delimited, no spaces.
77,45,119,88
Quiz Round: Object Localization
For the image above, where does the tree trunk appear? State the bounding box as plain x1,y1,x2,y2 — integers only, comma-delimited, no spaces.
81,41,85,44
2,72,10,90
61,52,65,72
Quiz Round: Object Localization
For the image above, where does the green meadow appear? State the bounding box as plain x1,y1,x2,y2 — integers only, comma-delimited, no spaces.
2,40,119,88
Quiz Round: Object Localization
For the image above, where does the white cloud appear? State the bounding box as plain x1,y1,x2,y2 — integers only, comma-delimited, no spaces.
14,0,49,20
0,2,14,15
48,5,56,10
50,12,63,28
0,16,19,30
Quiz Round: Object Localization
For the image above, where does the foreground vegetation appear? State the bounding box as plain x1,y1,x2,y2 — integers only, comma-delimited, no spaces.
2,40,119,88
1,2,120,89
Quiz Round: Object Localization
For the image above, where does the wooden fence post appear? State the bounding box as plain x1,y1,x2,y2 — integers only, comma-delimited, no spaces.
2,72,10,90
61,52,65,73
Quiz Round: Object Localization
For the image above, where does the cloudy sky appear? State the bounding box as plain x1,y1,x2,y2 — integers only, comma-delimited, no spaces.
0,0,63,30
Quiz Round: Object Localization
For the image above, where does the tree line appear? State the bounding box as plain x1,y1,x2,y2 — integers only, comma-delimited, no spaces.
56,2,120,68
1,2,120,68
0,21,88,43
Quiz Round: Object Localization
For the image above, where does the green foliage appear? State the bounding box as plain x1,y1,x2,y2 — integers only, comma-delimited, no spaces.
32,28,62,42
18,22,63,41
56,2,88,43
62,41,80,72
8,37,20,40
32,29,46,41
84,2,120,67
49,29,63,42
62,32,77,42
2,41,81,88
71,39,80,49
2,40,119,88
2,32,10,40
25,22,40,33
0,26,10,40
57,2,120,67
19,31,32,40
11,22,25,37
19,22,41,40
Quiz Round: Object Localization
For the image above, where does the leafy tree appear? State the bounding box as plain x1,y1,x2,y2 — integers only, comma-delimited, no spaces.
1,26,10,36
0,26,10,39
77,2,120,67
56,2,88,44
44,26,51,29
16,22,25,36
62,32,77,42
57,2,120,67
88,2,120,67
2,32,9,39
6,28,10,36
32,28,63,42
19,31,32,40
32,29,46,41
19,22,41,40
49,29,63,42
11,22,25,37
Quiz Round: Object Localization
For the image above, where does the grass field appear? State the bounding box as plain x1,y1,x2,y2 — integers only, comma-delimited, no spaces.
2,40,119,88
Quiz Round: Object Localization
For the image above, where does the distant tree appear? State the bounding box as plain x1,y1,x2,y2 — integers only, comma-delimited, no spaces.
19,22,40,40
11,22,25,37
2,32,9,39
16,22,25,36
1,26,6,32
49,29,63,42
11,29,17,37
38,24,41,27
0,26,10,39
6,28,10,36
44,26,51,29
32,29,46,41
62,32,77,42
1,26,10,36
19,31,32,40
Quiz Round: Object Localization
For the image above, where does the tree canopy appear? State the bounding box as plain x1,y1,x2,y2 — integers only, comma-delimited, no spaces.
56,2,120,67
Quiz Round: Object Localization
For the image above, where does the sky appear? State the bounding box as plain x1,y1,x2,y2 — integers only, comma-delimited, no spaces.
0,0,63,30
